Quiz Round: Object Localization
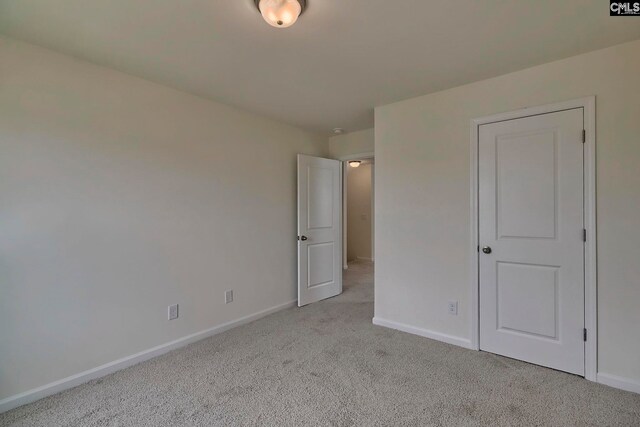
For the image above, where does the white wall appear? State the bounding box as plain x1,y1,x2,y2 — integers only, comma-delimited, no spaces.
375,40,640,385
0,37,327,401
328,128,374,159
347,163,372,261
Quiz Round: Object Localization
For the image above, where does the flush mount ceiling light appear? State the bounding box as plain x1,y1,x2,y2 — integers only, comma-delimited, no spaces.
349,161,361,168
254,0,307,28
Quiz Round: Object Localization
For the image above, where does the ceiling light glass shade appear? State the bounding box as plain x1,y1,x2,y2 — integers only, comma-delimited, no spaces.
257,0,302,28
349,161,361,168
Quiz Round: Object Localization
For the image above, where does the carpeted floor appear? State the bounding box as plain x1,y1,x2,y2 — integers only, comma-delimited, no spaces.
2,260,639,426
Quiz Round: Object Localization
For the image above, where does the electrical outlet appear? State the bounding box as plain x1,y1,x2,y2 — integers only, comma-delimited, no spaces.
168,304,179,320
225,290,233,304
447,301,458,315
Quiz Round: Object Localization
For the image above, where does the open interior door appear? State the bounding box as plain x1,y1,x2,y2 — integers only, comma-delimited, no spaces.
297,154,342,306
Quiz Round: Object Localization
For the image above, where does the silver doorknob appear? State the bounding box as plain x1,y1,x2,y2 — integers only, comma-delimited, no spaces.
299,235,308,241
482,246,492,254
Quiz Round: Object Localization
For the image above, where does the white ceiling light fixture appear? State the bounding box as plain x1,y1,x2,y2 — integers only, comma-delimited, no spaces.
349,161,361,168
255,0,307,28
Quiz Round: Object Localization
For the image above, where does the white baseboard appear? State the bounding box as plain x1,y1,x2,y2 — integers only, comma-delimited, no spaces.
0,299,297,414
597,372,640,394
372,317,473,350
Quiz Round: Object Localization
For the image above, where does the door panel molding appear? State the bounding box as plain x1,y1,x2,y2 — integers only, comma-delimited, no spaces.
469,97,596,381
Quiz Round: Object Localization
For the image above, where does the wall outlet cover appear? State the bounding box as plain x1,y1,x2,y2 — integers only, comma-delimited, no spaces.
447,301,458,315
168,304,179,320
225,290,233,304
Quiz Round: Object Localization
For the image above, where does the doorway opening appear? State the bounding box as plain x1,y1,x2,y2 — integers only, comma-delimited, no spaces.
342,155,374,291
295,152,374,307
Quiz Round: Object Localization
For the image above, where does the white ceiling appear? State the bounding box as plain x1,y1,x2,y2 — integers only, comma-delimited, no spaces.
1,1,639,135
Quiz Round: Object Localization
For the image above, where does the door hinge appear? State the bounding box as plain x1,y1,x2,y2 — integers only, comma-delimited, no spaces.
477,245,480,253
583,328,587,342
582,129,586,143
583,229,587,242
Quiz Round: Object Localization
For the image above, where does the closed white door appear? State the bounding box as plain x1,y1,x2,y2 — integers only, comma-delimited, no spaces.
297,154,342,306
479,108,585,375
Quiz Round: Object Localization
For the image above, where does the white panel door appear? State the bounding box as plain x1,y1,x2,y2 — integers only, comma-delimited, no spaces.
297,154,342,306
479,108,585,375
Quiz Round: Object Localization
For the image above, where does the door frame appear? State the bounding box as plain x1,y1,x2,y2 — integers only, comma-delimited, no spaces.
469,97,597,381
338,152,375,270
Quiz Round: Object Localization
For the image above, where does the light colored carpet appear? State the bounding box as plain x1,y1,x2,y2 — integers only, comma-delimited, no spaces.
2,261,639,426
